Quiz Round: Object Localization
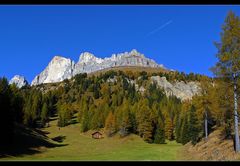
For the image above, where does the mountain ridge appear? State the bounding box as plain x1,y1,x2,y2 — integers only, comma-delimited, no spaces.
31,49,166,85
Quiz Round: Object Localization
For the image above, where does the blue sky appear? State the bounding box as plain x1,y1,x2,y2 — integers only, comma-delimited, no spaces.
1,5,240,83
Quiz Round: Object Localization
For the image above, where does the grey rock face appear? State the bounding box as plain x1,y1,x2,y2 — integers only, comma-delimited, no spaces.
151,76,201,101
32,49,165,85
31,56,75,86
73,49,164,75
29,49,200,101
106,76,118,83
9,75,28,88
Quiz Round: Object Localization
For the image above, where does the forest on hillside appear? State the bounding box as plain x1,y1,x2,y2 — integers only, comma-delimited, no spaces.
0,68,236,146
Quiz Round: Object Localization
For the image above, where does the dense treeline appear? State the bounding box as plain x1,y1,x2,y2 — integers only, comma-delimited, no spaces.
47,70,238,145
0,66,236,146
56,70,210,144
0,70,207,146
0,66,238,146
0,78,58,146
0,78,15,145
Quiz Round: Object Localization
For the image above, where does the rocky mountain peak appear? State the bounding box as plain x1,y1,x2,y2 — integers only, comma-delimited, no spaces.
51,55,72,63
31,55,75,86
9,75,28,88
129,49,143,57
52,55,64,60
31,49,166,85
79,52,103,64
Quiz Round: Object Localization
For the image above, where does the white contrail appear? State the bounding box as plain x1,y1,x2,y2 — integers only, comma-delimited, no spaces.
146,20,173,37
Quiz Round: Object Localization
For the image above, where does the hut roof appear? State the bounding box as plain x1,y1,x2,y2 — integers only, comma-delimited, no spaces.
92,131,102,135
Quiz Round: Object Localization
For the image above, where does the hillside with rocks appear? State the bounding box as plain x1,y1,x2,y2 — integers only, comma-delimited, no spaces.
181,129,240,161
32,66,201,101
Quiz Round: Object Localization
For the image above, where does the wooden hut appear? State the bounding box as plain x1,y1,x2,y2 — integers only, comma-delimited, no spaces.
92,131,103,139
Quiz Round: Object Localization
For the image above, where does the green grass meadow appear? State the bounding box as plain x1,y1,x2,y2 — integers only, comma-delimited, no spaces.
1,116,183,161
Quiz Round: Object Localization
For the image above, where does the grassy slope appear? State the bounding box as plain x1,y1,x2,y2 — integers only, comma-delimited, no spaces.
1,116,182,161
180,129,240,161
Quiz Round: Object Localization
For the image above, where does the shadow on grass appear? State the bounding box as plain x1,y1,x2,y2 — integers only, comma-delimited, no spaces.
72,115,77,119
52,135,66,143
68,119,78,125
49,117,58,122
0,124,68,158
34,128,50,138
48,113,58,122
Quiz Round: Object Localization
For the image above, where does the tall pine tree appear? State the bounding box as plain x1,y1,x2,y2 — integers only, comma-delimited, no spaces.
211,11,240,152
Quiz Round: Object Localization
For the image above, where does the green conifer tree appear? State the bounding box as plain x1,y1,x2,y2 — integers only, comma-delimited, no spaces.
154,117,165,144
188,105,200,145
41,102,49,127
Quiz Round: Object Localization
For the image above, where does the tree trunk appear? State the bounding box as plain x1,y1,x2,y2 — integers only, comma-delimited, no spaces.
205,110,208,140
234,73,240,152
